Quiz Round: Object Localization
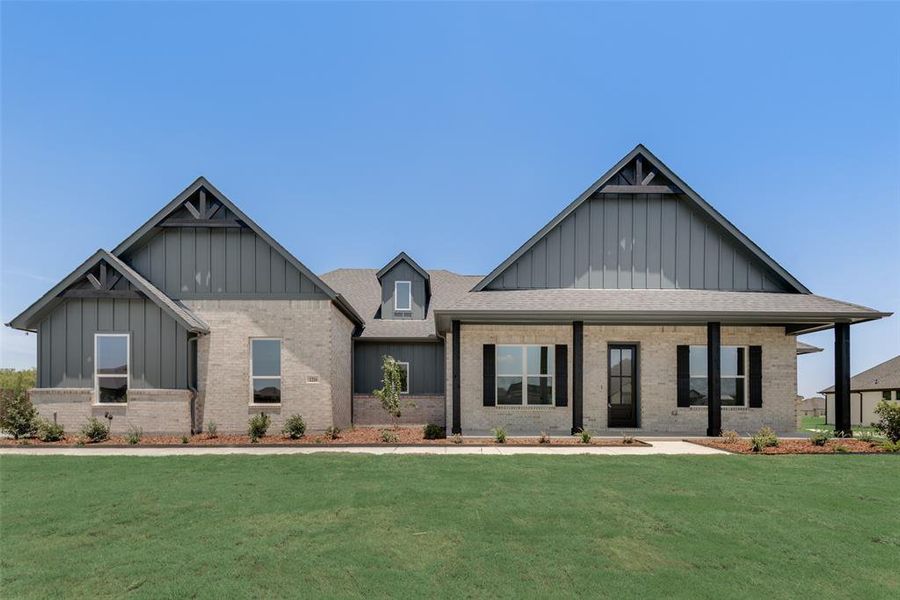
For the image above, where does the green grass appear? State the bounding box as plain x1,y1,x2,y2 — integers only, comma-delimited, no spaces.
801,415,880,436
2,455,898,599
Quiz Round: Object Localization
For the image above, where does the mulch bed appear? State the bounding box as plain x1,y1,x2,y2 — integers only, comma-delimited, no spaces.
0,427,648,448
690,438,891,454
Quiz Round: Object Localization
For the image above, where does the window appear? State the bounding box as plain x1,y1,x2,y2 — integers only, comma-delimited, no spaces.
251,339,281,404
95,334,129,403
496,345,554,406
688,346,746,407
396,361,409,394
883,390,893,402
394,281,412,312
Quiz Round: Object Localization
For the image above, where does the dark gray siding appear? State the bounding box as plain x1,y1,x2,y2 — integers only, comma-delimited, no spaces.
36,297,190,389
487,193,791,292
354,342,444,395
123,221,328,299
380,261,427,319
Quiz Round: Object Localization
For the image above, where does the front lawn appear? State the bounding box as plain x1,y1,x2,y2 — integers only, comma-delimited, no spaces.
801,415,881,436
2,455,898,599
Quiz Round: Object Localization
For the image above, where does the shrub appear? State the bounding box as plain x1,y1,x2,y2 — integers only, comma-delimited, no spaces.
282,414,307,439
721,430,740,444
579,429,592,444
450,433,463,444
856,431,875,443
749,426,778,452
622,434,635,445
81,417,110,443
205,421,218,439
181,436,189,444
880,440,900,453
324,426,341,440
833,444,850,454
873,400,900,443
809,431,830,447
36,418,65,442
423,423,446,440
248,413,271,442
125,425,143,445
492,427,507,444
381,429,399,443
0,393,38,439
538,431,550,444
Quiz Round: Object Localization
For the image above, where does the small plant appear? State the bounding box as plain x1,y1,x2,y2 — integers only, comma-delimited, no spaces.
873,400,900,443
74,437,86,448
373,355,405,427
856,431,875,443
579,429,592,444
181,435,189,444
36,418,65,442
878,440,900,453
809,431,830,447
381,429,399,443
423,423,446,440
622,434,635,445
450,433,463,444
283,414,307,439
721,430,740,444
248,413,271,442
750,426,778,452
324,425,341,440
80,417,110,443
125,425,143,445
205,421,218,439
833,444,850,454
538,431,550,444
0,394,38,439
492,427,507,444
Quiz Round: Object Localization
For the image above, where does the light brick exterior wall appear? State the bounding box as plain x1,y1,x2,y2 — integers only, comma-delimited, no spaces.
352,394,445,427
187,299,353,434
446,324,797,435
29,388,191,435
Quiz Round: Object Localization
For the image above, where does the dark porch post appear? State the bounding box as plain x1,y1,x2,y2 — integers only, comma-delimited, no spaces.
834,322,852,436
571,321,584,435
451,320,461,435
707,322,722,437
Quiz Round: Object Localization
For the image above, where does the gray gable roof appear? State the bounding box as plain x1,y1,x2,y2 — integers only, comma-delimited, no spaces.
321,268,480,339
7,250,209,334
377,252,431,286
473,144,810,294
820,355,900,394
112,176,362,326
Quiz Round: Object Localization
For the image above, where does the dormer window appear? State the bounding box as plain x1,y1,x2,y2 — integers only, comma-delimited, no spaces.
395,281,412,312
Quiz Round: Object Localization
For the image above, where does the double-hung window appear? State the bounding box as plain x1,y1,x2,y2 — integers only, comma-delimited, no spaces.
496,345,554,406
688,346,747,406
394,281,412,312
251,338,282,404
95,334,129,404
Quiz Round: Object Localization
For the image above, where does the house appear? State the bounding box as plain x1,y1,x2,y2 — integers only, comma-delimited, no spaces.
820,355,900,428
796,396,826,418
7,145,891,437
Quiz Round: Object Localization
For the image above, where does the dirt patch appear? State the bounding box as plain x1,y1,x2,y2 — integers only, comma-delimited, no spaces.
689,438,890,454
0,427,649,448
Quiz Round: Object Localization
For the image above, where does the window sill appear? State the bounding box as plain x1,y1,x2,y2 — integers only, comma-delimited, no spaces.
688,405,753,411
249,403,282,408
92,403,128,407
495,405,558,410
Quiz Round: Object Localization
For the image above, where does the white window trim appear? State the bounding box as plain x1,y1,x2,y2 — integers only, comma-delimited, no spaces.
394,280,412,312
249,337,283,406
396,361,410,394
688,345,748,407
495,344,555,407
94,333,130,405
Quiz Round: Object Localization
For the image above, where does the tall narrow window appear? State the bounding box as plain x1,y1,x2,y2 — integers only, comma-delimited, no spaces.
95,334,129,403
394,281,412,312
496,345,554,406
396,361,410,394
688,346,746,407
251,339,281,404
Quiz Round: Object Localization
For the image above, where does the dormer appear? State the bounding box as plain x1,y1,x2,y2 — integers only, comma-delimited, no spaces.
376,252,430,320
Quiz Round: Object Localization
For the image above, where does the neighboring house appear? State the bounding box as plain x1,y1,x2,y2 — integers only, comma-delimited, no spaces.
7,145,891,436
820,355,900,427
796,396,826,417
796,341,824,355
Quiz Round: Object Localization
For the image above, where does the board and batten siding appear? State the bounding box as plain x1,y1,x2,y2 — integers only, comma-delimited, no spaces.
487,193,791,292
123,225,328,299
36,297,191,390
380,261,427,320
353,342,445,395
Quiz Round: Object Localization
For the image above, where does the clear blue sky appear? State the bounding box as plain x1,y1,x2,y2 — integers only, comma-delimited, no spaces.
2,1,898,397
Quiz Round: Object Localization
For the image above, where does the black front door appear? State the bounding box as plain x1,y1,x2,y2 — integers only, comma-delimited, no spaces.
608,344,638,428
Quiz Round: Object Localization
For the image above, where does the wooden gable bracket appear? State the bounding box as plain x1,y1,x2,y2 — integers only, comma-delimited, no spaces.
61,260,141,299
162,190,242,228
599,156,681,194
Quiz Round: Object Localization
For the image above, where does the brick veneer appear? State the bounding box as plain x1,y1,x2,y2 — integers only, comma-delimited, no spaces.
352,394,445,427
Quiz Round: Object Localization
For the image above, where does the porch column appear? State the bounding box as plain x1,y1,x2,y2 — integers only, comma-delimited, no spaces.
834,322,852,436
707,322,722,437
451,320,461,435
571,321,584,435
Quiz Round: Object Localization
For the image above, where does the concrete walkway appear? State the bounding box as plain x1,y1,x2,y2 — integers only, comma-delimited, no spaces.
0,441,727,456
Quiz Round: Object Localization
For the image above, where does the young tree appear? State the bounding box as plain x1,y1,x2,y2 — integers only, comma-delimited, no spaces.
373,355,405,428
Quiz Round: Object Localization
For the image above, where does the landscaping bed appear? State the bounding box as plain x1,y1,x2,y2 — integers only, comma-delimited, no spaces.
691,437,891,454
0,426,648,447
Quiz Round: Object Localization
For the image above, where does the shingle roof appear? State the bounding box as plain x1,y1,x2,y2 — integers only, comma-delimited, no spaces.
820,355,900,394
320,268,481,339
797,341,824,355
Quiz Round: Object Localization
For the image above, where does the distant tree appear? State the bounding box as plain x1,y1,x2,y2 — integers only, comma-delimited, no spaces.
0,369,38,439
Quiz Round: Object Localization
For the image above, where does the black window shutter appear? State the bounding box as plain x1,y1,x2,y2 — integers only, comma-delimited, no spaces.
483,344,496,407
555,344,568,407
749,346,762,408
677,345,690,407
